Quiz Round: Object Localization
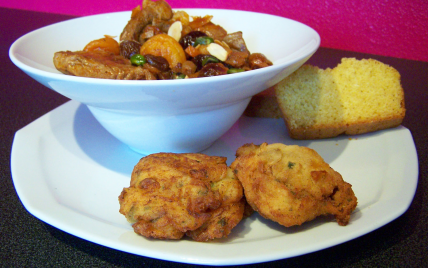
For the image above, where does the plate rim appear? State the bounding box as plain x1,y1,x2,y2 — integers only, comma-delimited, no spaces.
10,100,419,266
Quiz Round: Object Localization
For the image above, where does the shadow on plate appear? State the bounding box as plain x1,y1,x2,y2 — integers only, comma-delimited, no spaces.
66,103,374,176
221,116,352,164
72,104,142,175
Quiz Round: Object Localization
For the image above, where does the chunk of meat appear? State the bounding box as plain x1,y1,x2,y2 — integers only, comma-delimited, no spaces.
142,0,173,20
248,53,273,69
189,16,228,41
224,50,250,68
120,0,173,42
53,50,156,80
139,25,163,43
223,31,249,53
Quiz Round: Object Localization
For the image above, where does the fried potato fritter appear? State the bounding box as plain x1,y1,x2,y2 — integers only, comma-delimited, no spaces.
119,153,245,241
230,143,357,227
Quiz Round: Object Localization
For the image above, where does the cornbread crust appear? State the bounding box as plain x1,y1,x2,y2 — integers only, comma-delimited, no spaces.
244,87,282,119
274,58,406,139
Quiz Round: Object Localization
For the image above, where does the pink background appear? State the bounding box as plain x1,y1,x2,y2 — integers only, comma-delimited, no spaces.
2,0,427,62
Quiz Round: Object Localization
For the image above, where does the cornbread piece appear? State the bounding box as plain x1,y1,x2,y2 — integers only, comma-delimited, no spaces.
118,153,245,241
274,58,406,139
231,143,358,227
244,87,282,118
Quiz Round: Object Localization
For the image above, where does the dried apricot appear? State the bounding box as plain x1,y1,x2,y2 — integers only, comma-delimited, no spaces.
83,35,120,55
140,34,186,68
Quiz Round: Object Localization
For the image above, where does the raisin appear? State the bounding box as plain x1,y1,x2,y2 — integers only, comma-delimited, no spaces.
179,31,207,50
145,54,170,72
198,63,228,77
120,40,142,59
192,54,220,71
158,70,174,80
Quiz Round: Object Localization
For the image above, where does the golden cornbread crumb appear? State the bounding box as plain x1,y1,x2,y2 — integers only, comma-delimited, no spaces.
274,58,406,139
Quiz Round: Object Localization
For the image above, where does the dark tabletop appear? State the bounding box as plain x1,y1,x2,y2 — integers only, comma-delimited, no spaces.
1,7,427,268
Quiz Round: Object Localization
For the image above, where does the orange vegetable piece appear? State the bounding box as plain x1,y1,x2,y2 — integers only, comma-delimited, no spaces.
83,35,120,55
185,45,200,58
140,34,186,68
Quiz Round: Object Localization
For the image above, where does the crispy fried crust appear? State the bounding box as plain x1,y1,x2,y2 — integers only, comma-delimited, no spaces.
186,199,246,241
230,143,357,227
118,153,245,241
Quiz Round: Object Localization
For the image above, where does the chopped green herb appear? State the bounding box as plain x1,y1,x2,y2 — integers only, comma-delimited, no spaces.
218,218,227,226
175,73,186,79
194,36,214,46
198,190,208,196
201,56,219,66
227,68,245,74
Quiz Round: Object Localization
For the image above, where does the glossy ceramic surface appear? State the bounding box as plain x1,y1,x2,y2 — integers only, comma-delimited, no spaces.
11,101,418,265
9,9,320,153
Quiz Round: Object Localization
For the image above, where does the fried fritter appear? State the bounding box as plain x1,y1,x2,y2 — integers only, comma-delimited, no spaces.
119,153,245,241
230,143,357,227
186,198,246,241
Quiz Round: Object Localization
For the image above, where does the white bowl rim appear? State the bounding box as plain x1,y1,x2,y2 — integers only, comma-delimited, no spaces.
9,8,321,88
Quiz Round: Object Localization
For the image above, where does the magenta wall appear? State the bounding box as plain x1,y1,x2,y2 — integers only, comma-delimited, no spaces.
2,0,427,62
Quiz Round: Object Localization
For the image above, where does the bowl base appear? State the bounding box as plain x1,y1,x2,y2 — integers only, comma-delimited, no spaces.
127,142,215,155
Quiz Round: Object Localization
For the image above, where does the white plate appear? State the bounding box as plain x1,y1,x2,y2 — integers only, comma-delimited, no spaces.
11,100,418,266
